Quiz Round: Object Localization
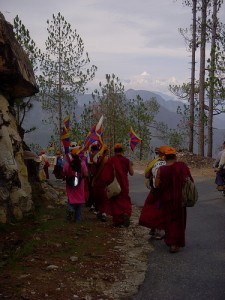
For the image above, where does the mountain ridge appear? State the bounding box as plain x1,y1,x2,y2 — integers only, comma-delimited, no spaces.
23,89,225,156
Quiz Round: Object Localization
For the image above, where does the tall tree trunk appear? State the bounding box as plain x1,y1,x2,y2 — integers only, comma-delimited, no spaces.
189,0,197,153
59,57,62,151
198,0,207,156
207,0,218,157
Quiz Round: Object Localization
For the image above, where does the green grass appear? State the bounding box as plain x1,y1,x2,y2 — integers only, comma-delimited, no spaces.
1,204,115,274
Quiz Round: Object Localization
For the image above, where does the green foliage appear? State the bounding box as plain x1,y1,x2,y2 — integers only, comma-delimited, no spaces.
78,77,171,157
91,74,129,152
13,15,41,72
38,12,97,148
13,16,41,133
167,129,185,150
128,95,160,159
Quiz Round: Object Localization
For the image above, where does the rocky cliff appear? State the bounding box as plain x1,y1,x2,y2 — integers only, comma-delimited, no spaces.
0,12,38,223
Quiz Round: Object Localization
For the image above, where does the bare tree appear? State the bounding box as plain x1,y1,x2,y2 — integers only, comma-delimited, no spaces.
198,0,208,156
189,0,198,152
207,0,218,157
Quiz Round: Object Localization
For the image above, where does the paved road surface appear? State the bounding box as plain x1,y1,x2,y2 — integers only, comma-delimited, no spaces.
129,174,225,300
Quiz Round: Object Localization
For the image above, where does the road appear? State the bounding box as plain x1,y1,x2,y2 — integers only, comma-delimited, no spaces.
129,173,225,300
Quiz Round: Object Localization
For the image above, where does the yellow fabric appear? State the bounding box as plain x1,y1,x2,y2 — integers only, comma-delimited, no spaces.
145,178,151,190
144,157,160,175
38,169,46,181
99,144,108,155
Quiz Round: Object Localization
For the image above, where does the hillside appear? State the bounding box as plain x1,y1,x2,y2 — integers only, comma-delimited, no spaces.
23,89,225,157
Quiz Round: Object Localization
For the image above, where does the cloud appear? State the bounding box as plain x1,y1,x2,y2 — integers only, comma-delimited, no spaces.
121,72,185,95
1,0,224,96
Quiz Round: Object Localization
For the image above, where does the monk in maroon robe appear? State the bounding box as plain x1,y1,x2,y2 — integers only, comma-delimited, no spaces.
100,143,134,227
155,146,193,253
92,145,111,221
139,147,166,238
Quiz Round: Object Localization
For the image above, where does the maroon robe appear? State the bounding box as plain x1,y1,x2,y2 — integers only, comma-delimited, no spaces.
139,188,164,230
159,161,193,248
100,154,132,226
92,155,111,215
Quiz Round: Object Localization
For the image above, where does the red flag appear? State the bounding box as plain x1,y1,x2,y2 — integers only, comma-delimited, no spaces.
129,127,142,151
83,116,104,151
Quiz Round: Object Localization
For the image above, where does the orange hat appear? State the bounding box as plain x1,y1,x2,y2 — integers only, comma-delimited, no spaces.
114,143,123,150
71,147,81,156
56,150,61,155
160,145,176,155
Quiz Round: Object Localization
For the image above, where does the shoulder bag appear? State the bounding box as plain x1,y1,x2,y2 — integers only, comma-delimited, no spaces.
106,165,121,199
182,177,198,207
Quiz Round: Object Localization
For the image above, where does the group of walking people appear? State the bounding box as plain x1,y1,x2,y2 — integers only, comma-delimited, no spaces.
40,141,194,254
62,142,134,227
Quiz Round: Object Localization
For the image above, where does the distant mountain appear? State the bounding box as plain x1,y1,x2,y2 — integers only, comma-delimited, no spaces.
23,90,225,157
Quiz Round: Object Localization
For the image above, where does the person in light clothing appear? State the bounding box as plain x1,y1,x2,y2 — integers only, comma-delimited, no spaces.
214,141,225,191
40,149,50,180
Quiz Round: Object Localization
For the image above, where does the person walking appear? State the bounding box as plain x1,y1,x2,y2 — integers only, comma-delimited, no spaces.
155,146,194,253
91,144,111,222
100,143,134,227
86,143,101,212
214,141,225,191
63,147,88,222
139,146,166,239
40,149,50,180
52,150,64,180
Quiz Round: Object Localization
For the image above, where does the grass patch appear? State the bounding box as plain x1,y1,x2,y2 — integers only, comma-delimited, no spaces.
0,204,117,274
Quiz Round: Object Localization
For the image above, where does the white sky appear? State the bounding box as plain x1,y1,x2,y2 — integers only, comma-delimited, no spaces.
1,0,224,96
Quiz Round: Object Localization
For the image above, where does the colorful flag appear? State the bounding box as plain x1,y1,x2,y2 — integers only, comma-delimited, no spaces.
61,114,70,154
129,127,142,151
83,116,104,151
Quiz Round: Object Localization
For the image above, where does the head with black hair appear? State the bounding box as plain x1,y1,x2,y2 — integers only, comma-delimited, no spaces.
114,143,123,154
70,154,81,172
70,148,81,172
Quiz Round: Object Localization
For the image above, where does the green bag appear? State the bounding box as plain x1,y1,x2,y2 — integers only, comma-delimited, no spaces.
182,177,198,207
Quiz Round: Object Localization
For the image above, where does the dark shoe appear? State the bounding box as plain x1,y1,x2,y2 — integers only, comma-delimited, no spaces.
113,223,124,228
66,211,74,221
123,213,130,228
154,233,165,240
169,245,180,253
101,213,107,222
149,229,156,236
96,212,102,220
101,216,107,222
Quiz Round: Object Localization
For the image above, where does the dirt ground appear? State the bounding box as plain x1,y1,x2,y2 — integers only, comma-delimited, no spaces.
0,153,216,300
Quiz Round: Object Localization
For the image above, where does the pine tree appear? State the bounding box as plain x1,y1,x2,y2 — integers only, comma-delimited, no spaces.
39,12,97,148
13,15,41,136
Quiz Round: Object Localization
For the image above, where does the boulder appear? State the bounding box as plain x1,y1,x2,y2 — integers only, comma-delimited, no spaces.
0,12,38,98
0,12,39,223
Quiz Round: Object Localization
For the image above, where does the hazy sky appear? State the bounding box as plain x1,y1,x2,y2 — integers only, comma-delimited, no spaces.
1,0,224,96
